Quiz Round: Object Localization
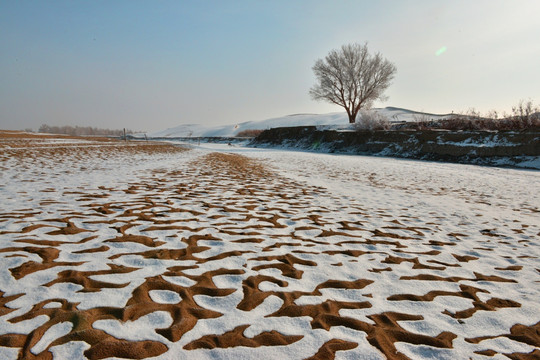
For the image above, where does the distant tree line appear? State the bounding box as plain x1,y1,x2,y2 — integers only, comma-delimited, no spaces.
38,125,134,136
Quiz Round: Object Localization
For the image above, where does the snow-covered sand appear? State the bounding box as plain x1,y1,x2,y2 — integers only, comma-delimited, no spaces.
0,132,539,359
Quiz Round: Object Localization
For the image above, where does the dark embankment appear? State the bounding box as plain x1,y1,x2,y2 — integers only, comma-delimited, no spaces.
251,126,540,169
131,136,251,145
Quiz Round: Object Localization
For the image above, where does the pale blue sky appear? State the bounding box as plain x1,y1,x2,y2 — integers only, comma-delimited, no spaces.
1,0,539,131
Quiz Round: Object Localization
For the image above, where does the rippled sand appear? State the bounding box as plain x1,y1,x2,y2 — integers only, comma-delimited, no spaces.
0,131,538,359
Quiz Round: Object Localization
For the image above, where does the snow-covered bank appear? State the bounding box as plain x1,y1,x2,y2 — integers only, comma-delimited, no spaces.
251,127,540,170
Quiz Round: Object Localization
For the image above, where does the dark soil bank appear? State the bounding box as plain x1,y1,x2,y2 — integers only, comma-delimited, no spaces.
251,126,540,169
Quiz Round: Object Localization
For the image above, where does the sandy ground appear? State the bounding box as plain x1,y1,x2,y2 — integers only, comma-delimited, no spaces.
0,131,539,360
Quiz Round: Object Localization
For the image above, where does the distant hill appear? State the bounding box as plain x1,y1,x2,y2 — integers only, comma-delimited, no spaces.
142,107,453,138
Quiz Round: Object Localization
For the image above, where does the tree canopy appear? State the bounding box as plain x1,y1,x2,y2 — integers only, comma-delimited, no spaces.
310,43,397,123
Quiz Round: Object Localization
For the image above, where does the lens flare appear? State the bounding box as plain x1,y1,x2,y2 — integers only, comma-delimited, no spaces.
436,46,447,56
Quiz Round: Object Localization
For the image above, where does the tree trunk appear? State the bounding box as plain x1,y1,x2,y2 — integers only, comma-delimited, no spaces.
348,112,356,123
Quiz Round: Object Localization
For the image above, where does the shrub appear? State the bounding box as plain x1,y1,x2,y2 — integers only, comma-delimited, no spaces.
511,99,540,128
411,100,540,131
355,110,391,131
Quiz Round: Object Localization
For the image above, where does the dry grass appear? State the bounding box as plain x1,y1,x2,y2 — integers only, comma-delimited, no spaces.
0,131,188,165
403,100,540,131
414,116,540,131
236,129,264,138
202,152,273,180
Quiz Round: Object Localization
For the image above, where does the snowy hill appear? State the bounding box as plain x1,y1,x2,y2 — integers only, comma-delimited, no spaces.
144,107,453,138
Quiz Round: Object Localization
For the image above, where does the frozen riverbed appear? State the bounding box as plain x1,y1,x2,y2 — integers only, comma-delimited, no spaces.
0,134,539,359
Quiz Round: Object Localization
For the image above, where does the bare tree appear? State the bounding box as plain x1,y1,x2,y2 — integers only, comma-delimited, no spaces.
310,43,397,123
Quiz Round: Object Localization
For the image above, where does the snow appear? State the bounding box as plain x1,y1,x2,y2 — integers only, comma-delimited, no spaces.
143,107,452,138
31,322,73,355
0,137,538,359
93,311,173,342
149,290,182,304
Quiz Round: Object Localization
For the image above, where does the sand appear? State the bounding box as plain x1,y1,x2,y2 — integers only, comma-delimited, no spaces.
0,131,538,359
